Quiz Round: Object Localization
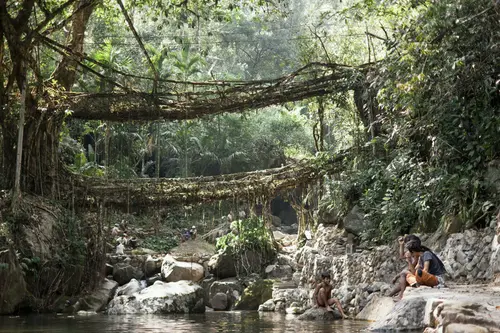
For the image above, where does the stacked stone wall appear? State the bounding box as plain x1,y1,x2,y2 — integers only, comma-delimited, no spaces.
297,225,497,290
277,225,499,315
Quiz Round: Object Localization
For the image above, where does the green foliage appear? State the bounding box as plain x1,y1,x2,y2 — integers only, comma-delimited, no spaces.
142,235,179,253
170,45,207,80
19,256,41,276
321,0,500,242
216,217,274,256
68,152,105,177
65,106,314,178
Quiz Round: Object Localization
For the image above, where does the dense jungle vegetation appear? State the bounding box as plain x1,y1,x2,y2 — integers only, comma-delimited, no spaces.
0,0,499,245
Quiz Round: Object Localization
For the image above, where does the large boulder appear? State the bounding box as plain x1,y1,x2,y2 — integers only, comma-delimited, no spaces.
297,307,342,321
0,249,26,314
258,299,276,312
343,205,373,236
369,297,427,331
144,255,162,277
112,263,143,286
316,202,342,225
77,279,118,312
161,259,204,282
285,302,306,314
233,279,273,310
20,200,59,259
208,252,237,279
356,295,394,321
115,278,143,297
271,215,281,228
264,264,293,279
106,280,205,314
209,278,243,309
210,292,228,310
271,285,310,311
209,248,273,278
429,301,500,333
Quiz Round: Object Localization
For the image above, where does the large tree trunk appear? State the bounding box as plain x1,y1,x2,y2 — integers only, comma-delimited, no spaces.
0,0,95,196
23,108,66,196
51,0,96,91
0,0,34,191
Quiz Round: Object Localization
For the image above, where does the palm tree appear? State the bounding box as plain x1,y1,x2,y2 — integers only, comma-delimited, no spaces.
90,39,133,92
169,44,206,81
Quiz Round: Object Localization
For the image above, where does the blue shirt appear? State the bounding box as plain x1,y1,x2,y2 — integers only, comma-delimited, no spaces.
418,251,445,276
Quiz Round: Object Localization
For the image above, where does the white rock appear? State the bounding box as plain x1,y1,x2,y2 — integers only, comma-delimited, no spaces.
107,280,204,314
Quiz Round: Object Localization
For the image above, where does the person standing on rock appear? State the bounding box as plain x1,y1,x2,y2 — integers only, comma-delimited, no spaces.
312,272,348,319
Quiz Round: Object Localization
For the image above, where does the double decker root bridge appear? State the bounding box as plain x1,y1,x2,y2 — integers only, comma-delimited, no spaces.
57,61,366,207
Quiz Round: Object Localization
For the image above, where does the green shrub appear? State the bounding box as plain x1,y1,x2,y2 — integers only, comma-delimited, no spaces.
142,235,178,253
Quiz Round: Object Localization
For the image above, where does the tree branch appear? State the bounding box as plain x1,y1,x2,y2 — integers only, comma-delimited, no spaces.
40,0,95,35
14,0,36,31
42,38,130,92
116,0,159,93
31,0,79,36
309,26,332,64
365,31,387,41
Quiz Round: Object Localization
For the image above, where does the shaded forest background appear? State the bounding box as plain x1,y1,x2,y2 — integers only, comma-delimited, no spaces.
0,0,499,245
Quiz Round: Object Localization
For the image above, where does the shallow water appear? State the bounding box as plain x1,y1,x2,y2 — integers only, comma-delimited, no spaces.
0,311,370,333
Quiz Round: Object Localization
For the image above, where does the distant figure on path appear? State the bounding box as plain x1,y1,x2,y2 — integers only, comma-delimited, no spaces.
181,228,191,242
111,224,120,237
189,226,197,240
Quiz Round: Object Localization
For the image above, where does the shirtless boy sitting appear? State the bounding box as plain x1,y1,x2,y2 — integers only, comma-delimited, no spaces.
312,272,348,319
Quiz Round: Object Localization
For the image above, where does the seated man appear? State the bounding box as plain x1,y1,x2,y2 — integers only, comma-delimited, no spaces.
312,272,348,319
390,234,420,284
389,238,446,300
405,239,446,288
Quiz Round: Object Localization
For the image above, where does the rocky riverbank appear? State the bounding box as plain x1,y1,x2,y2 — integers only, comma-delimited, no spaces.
66,219,500,333
366,285,500,332
2,196,500,332
257,220,500,332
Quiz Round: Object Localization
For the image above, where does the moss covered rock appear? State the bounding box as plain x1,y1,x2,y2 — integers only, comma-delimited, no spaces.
234,279,273,310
